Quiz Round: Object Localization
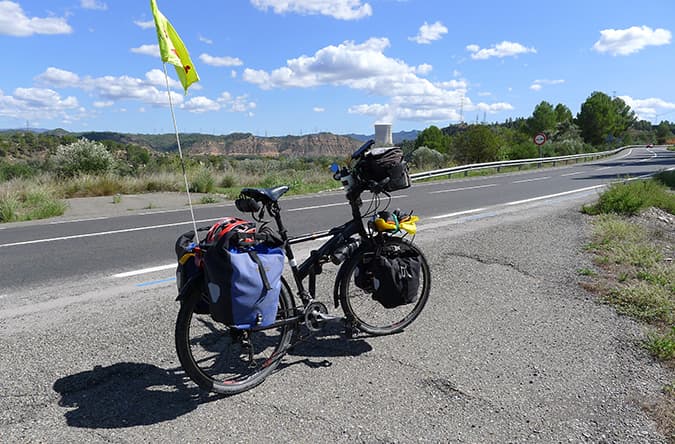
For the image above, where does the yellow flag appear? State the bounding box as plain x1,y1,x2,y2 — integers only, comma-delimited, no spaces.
150,0,199,94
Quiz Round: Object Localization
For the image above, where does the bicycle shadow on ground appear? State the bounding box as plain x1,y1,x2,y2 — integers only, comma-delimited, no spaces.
279,321,374,370
52,362,219,429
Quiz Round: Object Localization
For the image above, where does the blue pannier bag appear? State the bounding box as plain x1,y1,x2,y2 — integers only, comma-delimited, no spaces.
203,230,284,329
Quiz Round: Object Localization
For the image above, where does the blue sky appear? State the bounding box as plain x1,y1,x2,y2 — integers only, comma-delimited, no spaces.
1,0,674,136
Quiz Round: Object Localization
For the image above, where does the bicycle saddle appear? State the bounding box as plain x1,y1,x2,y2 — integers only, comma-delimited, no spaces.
240,186,289,203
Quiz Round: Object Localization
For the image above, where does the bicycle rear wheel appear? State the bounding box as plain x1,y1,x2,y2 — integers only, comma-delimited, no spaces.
339,236,430,336
175,280,295,395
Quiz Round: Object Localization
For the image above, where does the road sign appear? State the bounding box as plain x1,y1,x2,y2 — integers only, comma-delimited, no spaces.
534,133,547,146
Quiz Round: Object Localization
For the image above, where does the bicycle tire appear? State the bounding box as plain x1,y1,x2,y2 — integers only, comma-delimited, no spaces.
339,236,430,336
175,279,295,395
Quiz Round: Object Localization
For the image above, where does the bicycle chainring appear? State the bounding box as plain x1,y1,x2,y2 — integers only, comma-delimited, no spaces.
304,301,329,332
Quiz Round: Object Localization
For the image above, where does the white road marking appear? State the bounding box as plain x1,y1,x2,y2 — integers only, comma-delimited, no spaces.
0,216,223,248
512,176,550,184
429,183,499,194
504,185,605,206
287,202,348,212
639,148,657,162
431,208,488,220
49,216,110,225
596,166,612,171
113,264,176,278
560,171,583,177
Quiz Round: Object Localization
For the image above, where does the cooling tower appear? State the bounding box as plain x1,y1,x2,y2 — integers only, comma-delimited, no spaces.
374,123,393,146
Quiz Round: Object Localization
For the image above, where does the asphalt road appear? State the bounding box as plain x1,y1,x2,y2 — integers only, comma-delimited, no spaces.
0,146,672,290
0,146,673,443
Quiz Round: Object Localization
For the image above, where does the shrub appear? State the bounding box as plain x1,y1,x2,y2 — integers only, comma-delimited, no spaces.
655,170,675,189
583,179,674,215
0,193,19,222
411,146,445,170
190,167,215,193
53,138,114,177
220,175,236,188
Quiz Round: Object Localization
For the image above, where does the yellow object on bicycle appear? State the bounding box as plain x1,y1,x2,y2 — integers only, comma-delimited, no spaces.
373,214,419,235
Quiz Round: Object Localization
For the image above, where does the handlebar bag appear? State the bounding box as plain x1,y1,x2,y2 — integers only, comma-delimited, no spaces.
203,234,284,329
355,251,421,309
358,146,411,192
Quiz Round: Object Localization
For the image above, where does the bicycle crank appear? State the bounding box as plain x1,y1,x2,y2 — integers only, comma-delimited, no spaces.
303,301,339,332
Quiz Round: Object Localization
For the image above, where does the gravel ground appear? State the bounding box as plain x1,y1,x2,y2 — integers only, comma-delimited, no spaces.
0,195,671,443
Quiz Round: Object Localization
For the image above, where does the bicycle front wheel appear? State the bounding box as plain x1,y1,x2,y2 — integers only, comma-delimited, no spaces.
175,280,295,395
339,236,431,336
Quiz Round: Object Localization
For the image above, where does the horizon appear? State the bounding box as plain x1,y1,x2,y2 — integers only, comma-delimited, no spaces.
2,1,675,136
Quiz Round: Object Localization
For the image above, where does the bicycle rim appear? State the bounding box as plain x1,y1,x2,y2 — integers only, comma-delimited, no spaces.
175,284,295,395
340,237,430,335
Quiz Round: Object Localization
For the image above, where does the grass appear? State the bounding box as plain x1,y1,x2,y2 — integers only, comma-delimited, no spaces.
646,327,675,361
0,183,67,222
581,175,674,441
582,175,675,216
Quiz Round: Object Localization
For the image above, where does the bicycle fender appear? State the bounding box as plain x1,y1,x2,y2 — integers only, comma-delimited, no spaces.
332,259,355,309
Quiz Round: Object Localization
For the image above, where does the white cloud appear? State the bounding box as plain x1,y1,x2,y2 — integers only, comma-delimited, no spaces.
0,1,72,36
81,0,108,11
199,53,244,67
131,44,160,57
313,107,325,113
619,95,675,120
144,69,182,89
593,25,671,56
243,37,509,124
134,20,155,30
530,79,564,91
409,21,448,44
182,96,220,113
199,35,213,44
35,67,80,87
0,87,80,121
93,101,113,108
466,41,536,60
250,0,372,20
415,63,433,75
36,67,184,107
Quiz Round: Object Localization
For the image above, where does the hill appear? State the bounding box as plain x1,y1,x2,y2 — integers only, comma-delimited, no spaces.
344,130,419,144
0,129,364,158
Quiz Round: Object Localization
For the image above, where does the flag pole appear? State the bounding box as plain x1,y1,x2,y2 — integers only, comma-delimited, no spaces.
162,63,199,241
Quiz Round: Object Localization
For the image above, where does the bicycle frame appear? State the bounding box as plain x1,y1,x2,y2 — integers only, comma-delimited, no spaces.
268,194,367,307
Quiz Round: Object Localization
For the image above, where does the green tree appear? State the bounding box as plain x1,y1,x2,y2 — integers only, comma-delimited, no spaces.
453,125,501,164
414,125,451,154
576,91,636,145
656,120,672,144
527,101,556,135
554,103,573,124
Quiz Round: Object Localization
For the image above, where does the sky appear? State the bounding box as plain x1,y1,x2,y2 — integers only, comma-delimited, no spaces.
1,0,675,136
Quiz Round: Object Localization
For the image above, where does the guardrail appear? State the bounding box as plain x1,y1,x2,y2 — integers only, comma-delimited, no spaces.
409,145,641,182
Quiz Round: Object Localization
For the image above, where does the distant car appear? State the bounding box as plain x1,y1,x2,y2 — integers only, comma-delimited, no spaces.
646,143,654,148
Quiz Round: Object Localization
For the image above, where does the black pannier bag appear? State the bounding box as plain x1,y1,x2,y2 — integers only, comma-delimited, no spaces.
175,228,210,314
354,250,421,309
203,226,285,329
358,146,411,192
